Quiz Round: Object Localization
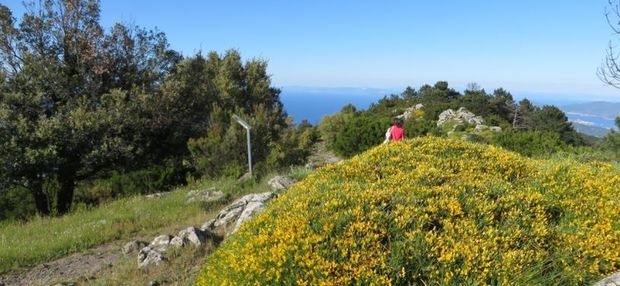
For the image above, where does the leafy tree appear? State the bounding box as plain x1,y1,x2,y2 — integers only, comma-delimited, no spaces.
0,0,179,215
530,106,584,145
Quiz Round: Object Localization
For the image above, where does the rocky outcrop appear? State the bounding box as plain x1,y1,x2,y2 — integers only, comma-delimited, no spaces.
203,192,277,237
595,272,620,286
396,104,424,120
136,191,277,269
437,107,484,127
186,187,225,204
437,107,502,140
268,176,297,191
122,240,148,255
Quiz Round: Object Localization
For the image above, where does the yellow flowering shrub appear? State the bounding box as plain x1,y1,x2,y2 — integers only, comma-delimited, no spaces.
196,137,620,285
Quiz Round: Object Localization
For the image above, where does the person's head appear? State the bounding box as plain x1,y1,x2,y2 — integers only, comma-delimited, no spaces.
393,117,403,127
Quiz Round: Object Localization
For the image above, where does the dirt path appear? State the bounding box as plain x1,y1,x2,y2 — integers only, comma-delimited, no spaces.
0,241,124,286
306,140,341,167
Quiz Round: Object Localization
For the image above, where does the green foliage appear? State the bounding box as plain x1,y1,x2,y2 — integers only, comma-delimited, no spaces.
0,1,182,216
490,130,568,157
332,113,391,157
74,163,188,205
0,187,36,221
318,81,586,160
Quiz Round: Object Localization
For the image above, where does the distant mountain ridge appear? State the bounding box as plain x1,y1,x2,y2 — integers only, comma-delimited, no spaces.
561,101,620,119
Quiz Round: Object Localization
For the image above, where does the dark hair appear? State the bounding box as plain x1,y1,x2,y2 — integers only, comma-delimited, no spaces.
393,117,403,127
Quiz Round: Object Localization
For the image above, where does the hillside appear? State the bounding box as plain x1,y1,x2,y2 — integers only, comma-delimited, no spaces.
561,101,620,119
197,137,620,285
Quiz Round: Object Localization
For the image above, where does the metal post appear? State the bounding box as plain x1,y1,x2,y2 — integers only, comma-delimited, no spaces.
246,128,252,177
232,114,253,177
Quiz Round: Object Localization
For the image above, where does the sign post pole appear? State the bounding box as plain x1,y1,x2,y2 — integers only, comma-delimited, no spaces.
232,114,252,177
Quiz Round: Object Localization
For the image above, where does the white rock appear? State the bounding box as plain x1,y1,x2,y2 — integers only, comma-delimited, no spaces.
473,124,489,133
146,192,169,199
231,201,266,235
138,247,166,268
122,240,148,255
209,192,277,237
437,109,456,127
490,126,502,132
594,271,620,286
186,187,225,204
177,226,209,246
200,219,216,231
169,236,185,248
149,235,173,252
267,176,297,191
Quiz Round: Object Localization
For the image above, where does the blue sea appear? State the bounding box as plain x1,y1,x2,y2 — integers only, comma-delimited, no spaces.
280,87,392,124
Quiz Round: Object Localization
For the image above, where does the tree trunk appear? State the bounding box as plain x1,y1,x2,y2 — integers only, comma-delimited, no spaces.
56,172,76,215
30,182,50,216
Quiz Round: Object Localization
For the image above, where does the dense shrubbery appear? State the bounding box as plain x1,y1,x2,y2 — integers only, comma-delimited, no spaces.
489,130,568,157
197,137,620,285
319,81,587,159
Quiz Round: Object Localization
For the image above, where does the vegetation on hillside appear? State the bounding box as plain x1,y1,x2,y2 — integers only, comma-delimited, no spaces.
198,137,620,285
0,0,317,221
317,81,620,165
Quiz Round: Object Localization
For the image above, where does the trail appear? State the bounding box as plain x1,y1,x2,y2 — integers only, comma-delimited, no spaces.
0,241,123,286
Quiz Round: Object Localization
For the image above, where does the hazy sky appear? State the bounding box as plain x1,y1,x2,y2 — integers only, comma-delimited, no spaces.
4,1,620,99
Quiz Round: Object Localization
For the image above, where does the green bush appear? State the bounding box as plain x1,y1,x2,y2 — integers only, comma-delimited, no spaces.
0,187,37,221
74,162,188,205
332,113,391,157
490,130,567,157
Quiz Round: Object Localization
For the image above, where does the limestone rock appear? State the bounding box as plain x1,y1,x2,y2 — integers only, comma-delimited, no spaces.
138,247,166,269
209,192,277,237
437,109,457,127
169,236,185,248
268,176,297,191
200,219,216,232
122,240,148,255
186,187,225,204
232,201,266,234
473,124,489,133
145,192,169,199
396,104,424,120
594,272,620,286
177,226,209,246
149,235,173,252
489,126,502,132
437,107,484,128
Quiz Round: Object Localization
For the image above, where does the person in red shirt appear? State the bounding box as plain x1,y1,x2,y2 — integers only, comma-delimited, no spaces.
389,118,405,141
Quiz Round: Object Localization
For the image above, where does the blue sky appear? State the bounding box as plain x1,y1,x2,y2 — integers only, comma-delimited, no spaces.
3,1,620,100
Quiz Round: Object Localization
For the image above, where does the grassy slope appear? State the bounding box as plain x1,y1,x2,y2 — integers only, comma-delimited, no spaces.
0,176,276,274
198,137,620,285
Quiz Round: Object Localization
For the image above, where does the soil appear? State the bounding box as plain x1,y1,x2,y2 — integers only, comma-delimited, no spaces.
0,241,124,286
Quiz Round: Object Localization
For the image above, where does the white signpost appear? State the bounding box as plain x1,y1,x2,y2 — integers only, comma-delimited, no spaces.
232,114,252,177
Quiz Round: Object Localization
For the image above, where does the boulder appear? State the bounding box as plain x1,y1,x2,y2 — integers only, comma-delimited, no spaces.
208,192,277,236
176,226,210,246
169,236,185,248
268,176,297,191
138,247,166,269
456,107,484,125
437,109,457,127
594,272,620,286
186,187,225,204
149,235,173,252
437,107,484,128
473,124,489,133
489,126,502,132
200,219,216,232
232,201,267,234
122,240,148,255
